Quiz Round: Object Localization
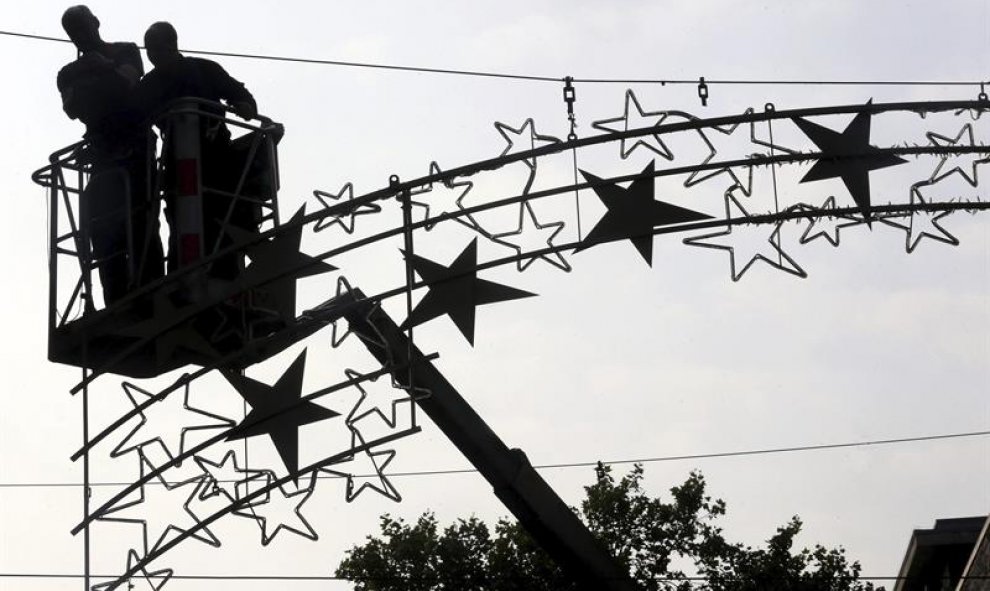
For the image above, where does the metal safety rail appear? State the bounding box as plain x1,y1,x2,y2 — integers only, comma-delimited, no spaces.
32,99,284,376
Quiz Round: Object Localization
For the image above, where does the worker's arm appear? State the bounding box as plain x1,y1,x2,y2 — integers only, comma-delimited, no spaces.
207,61,258,120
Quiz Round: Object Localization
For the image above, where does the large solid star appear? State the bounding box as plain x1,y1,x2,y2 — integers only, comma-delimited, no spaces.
400,238,536,345
228,207,337,289
223,349,340,477
794,104,907,219
576,161,713,266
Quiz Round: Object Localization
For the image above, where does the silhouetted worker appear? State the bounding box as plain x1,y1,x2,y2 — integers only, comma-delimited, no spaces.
56,5,163,305
136,21,259,280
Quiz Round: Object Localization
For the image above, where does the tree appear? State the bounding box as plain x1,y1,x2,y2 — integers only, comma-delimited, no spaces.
336,464,879,591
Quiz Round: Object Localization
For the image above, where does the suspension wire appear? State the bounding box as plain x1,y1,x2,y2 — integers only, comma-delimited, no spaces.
1,429,986,489
1,29,986,88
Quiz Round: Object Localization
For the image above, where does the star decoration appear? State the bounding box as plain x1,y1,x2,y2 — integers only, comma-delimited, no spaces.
223,349,341,477
879,190,959,253
400,238,536,345
793,103,907,220
684,111,758,195
92,549,173,591
591,89,674,160
313,182,381,234
344,369,416,438
925,124,989,186
227,207,336,290
576,161,713,266
111,380,234,463
324,438,401,502
683,194,806,281
234,470,319,545
409,162,482,231
194,449,271,503
113,286,218,367
490,201,570,272
494,118,560,195
98,450,219,554
796,196,869,247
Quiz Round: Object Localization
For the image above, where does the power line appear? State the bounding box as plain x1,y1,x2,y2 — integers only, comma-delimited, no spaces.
0,429,986,489
1,28,985,87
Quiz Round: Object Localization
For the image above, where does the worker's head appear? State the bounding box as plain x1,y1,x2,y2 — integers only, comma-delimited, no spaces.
144,21,180,68
61,5,101,51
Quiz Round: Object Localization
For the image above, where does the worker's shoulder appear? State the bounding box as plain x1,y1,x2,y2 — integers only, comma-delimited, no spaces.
182,56,227,73
104,41,141,60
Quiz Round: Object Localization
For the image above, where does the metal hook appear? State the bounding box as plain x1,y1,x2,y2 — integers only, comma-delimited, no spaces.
979,82,988,102
563,76,578,141
698,77,709,107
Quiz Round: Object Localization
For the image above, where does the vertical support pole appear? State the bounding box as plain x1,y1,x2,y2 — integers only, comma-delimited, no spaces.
80,344,91,591
394,175,418,426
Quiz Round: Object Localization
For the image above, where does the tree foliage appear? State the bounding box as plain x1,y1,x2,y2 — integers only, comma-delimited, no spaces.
336,464,879,591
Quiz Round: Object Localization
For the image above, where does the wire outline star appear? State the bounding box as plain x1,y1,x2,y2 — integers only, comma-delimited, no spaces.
111,379,235,464
683,193,807,281
233,470,320,545
591,89,675,160
494,118,561,195
313,182,381,234
409,161,482,231
490,200,571,272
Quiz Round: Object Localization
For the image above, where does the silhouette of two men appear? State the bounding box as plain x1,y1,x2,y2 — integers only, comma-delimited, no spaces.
57,7,263,305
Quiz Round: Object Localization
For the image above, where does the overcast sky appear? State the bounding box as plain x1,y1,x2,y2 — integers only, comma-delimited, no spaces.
1,2,988,590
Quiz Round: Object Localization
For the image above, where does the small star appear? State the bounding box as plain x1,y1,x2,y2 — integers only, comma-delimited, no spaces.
91,549,173,591
400,238,536,345
223,349,341,478
491,201,570,272
344,369,416,437
194,449,271,503
576,161,713,266
409,161,481,231
113,286,218,367
797,196,868,247
591,89,674,160
684,110,758,195
683,194,806,281
99,450,219,555
234,471,319,545
793,102,907,220
313,182,381,234
879,190,959,253
494,118,560,195
324,438,401,502
925,124,989,186
111,380,234,463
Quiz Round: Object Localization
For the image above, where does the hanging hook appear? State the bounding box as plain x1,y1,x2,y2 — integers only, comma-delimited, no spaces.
563,76,578,141
979,82,988,102
698,76,709,107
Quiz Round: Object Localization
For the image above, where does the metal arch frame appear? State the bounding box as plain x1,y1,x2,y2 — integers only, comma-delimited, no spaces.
30,97,990,590
33,99,990,351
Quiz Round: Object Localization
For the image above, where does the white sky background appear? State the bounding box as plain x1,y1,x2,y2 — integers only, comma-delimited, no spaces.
1,1,989,589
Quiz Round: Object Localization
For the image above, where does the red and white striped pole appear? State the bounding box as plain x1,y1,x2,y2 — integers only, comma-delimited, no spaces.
171,100,204,268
